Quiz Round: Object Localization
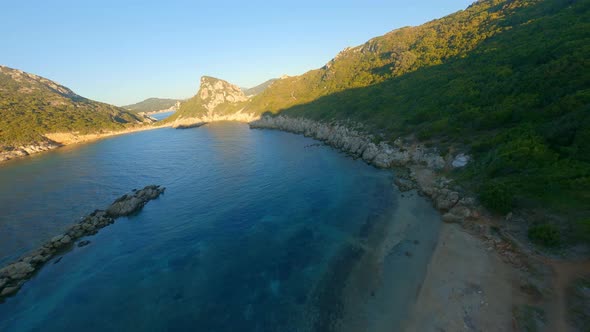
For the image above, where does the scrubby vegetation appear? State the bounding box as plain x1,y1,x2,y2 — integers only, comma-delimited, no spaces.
528,223,561,247
122,98,180,113
240,0,589,236
0,66,146,147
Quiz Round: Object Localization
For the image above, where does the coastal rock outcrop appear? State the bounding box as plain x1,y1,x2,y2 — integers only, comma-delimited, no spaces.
250,115,446,170
171,76,257,128
0,140,62,163
198,76,248,112
0,185,165,301
250,115,481,226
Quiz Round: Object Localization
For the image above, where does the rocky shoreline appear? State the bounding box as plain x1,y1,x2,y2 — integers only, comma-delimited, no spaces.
0,140,62,163
250,115,553,330
250,115,477,222
0,124,166,165
0,185,165,301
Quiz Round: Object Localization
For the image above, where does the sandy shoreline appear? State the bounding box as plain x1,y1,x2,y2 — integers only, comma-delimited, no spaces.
0,123,170,164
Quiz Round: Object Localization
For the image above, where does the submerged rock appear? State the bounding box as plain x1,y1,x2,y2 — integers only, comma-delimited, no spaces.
77,240,91,247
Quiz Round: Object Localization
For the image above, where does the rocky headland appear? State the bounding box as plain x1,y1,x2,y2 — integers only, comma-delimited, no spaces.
0,139,62,163
167,76,259,128
0,185,165,301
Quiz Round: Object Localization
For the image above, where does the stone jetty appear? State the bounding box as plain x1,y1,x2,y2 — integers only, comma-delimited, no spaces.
0,185,165,300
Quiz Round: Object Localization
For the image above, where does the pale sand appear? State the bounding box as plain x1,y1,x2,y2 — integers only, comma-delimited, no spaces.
45,124,169,145
403,223,524,331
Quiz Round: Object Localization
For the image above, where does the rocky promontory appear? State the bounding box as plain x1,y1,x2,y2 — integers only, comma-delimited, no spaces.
0,185,165,301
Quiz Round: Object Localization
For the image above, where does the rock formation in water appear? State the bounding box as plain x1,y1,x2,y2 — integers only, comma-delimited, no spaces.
0,185,165,300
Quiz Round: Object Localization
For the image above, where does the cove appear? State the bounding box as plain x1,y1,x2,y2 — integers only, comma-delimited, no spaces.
0,122,441,331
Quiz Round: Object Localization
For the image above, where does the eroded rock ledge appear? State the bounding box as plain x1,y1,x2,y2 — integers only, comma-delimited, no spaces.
0,140,62,163
0,185,165,301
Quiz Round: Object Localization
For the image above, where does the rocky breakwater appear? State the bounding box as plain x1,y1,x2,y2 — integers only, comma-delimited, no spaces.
250,115,478,222
174,122,207,129
0,185,165,301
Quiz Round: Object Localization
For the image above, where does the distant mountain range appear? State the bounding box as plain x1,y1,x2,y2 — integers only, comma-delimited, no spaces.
0,65,149,147
122,98,182,113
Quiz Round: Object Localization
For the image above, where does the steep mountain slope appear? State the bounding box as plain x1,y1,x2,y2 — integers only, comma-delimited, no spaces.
165,76,252,124
244,0,551,115
242,78,277,96
0,66,148,147
123,98,181,113
239,0,587,239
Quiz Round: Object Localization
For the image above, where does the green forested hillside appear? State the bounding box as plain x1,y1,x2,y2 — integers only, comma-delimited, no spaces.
123,98,180,113
246,0,590,238
0,66,147,147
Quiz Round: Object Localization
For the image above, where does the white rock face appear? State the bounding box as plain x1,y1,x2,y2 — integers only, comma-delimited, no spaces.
452,153,471,168
198,76,248,112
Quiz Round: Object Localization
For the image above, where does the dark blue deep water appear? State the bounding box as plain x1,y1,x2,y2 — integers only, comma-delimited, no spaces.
0,122,440,331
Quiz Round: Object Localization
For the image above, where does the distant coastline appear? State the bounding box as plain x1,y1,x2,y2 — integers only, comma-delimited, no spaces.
0,123,170,164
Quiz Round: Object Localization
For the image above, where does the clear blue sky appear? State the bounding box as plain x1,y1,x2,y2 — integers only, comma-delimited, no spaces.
1,0,474,106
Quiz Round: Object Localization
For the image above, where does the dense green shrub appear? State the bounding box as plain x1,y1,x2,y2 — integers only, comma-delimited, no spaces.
528,224,561,247
479,182,513,214
575,219,590,244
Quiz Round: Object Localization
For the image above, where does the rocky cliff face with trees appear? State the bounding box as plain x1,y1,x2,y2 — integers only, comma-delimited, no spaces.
165,76,258,127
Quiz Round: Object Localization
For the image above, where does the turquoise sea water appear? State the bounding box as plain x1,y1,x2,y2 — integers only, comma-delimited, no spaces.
0,122,440,331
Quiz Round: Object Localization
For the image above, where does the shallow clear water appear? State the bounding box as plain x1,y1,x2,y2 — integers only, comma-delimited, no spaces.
0,122,440,331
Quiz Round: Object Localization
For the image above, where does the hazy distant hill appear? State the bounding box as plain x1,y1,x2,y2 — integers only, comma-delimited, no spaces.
0,65,148,147
242,79,277,97
123,98,181,113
